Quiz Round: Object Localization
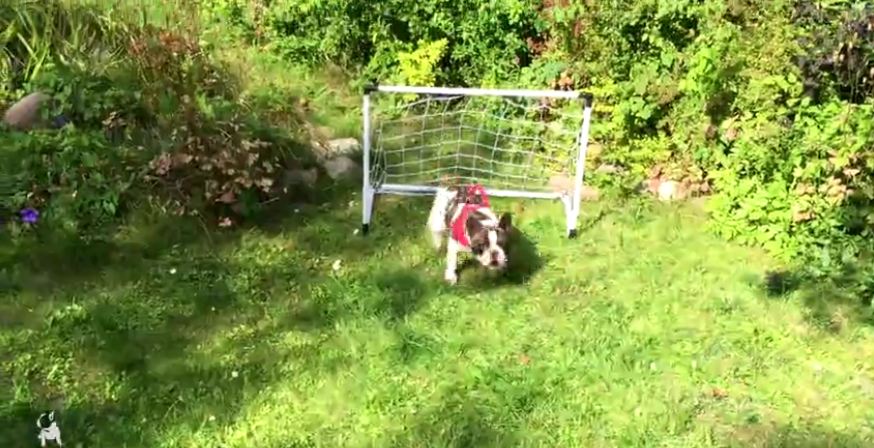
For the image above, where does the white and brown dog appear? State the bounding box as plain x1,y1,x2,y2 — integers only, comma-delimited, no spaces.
427,184,512,284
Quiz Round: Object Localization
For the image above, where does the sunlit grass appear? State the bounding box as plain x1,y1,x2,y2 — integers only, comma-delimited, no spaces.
2,193,874,447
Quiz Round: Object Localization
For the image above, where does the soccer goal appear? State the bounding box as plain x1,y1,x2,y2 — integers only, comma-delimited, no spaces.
361,84,594,238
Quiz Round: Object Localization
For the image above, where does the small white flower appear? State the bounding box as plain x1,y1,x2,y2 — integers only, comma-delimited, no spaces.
353,228,360,235
169,268,177,275
294,208,300,213
209,415,216,422
211,306,216,312
231,370,239,378
332,259,342,271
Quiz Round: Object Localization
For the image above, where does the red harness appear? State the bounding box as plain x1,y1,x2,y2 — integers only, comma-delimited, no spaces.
450,184,490,248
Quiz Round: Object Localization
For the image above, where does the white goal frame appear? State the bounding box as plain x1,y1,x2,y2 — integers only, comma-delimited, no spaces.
360,84,594,238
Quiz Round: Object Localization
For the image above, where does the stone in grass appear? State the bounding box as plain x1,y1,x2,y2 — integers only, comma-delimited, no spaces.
326,138,361,156
640,178,689,202
656,180,689,201
3,92,50,130
322,156,360,181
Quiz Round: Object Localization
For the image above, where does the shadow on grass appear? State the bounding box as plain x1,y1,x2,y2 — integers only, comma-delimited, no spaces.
390,388,519,447
279,265,435,332
726,421,872,447
456,226,545,288
0,178,567,446
375,268,432,322
0,262,436,446
0,180,444,446
388,360,551,446
761,262,874,332
399,408,517,447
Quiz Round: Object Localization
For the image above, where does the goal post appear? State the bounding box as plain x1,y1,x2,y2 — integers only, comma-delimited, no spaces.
361,84,594,238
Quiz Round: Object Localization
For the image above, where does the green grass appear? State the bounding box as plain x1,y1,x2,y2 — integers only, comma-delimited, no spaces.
3,188,874,447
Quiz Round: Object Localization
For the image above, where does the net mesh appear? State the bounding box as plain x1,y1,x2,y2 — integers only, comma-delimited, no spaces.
369,93,585,193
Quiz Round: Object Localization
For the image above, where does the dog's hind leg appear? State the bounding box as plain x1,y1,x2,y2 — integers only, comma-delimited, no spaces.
444,238,460,285
427,187,456,250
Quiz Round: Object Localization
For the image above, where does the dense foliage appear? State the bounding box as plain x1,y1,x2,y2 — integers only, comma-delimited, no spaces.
3,0,874,280
204,0,874,272
1,1,315,236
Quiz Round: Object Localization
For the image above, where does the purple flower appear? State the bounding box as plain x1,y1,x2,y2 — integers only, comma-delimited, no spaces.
20,208,39,224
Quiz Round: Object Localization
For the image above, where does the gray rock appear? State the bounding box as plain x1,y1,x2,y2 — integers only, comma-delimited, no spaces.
3,92,50,130
310,140,328,160
326,138,361,156
283,167,319,188
322,156,360,181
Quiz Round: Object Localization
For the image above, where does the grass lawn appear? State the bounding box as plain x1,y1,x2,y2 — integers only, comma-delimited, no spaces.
3,185,874,447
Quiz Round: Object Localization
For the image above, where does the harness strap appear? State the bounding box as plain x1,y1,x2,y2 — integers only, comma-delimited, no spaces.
450,184,490,248
464,184,490,207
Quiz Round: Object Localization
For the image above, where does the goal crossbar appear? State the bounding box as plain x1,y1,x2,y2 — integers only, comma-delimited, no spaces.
361,84,594,238
377,183,562,199
372,84,588,100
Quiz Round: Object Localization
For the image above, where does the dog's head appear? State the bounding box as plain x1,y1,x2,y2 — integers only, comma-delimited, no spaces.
36,411,55,430
468,212,512,270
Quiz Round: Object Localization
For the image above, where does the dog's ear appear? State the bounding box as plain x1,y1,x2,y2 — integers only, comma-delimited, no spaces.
499,213,512,231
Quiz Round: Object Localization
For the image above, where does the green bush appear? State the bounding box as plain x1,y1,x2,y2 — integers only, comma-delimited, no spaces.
0,128,135,234
203,0,874,269
203,0,545,86
536,0,874,266
0,0,130,102
2,3,312,235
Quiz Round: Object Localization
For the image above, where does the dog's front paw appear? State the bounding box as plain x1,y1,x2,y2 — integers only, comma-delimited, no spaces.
444,269,458,285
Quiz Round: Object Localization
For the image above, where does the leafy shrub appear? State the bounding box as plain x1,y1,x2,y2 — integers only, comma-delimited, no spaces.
533,0,874,268
702,2,874,263
709,98,874,259
0,128,135,234
0,0,129,101
794,1,874,104
204,0,545,86
144,108,289,219
120,25,306,220
2,3,312,234
392,39,448,88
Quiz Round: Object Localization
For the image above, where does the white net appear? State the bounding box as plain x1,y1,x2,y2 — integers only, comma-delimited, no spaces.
368,92,586,194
